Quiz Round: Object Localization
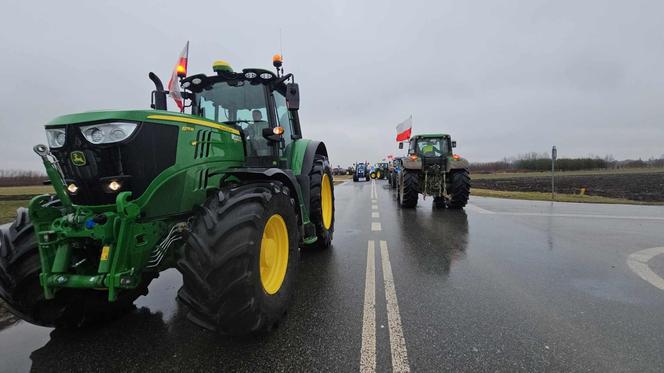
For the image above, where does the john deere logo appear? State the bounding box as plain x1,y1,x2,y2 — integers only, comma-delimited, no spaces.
70,151,87,166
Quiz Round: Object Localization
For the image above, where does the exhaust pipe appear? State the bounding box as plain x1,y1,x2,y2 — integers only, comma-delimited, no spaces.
149,72,168,110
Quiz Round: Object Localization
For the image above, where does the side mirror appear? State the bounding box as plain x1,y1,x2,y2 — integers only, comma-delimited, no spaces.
452,141,457,148
286,83,300,110
398,142,404,149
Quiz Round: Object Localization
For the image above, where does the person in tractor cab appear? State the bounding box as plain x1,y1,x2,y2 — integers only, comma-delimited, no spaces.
419,139,442,157
246,109,270,156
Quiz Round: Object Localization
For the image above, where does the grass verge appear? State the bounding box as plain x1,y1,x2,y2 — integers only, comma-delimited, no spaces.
0,200,29,224
473,167,664,180
471,188,663,205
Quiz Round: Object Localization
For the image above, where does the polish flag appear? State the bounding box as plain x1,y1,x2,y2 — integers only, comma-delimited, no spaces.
395,116,412,142
168,41,189,112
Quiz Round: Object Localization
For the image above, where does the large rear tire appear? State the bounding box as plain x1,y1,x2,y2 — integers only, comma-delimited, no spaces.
446,170,471,209
0,207,153,328
178,182,300,335
400,170,419,208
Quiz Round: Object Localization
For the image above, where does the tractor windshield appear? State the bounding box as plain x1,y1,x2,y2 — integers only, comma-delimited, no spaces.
195,81,271,156
195,81,268,124
417,138,448,157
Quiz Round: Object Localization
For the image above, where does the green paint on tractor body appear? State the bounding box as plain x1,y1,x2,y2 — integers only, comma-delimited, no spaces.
29,68,323,303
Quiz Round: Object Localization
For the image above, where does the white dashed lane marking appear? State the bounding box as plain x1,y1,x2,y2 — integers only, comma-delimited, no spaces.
372,212,380,218
360,241,376,372
380,240,410,372
371,222,382,231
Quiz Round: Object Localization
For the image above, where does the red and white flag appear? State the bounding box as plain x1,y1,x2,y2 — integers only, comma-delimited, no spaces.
395,115,412,142
168,41,189,112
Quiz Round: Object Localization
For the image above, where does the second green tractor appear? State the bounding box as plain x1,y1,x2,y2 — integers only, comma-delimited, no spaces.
396,134,470,208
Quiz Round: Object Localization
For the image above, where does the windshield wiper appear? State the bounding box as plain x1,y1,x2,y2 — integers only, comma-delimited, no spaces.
221,120,250,124
221,120,267,125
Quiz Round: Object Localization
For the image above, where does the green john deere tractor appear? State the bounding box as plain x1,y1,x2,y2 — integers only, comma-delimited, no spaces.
396,134,470,208
370,162,388,180
0,56,335,335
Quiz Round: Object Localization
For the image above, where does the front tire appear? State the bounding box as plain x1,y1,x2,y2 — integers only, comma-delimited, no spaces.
306,155,335,249
0,207,153,328
178,182,299,335
400,170,419,208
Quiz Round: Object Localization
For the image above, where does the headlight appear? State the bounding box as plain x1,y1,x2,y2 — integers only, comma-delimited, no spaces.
80,122,137,144
45,128,66,148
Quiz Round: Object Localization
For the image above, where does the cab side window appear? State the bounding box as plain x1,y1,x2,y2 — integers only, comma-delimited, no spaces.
273,91,294,144
408,139,417,154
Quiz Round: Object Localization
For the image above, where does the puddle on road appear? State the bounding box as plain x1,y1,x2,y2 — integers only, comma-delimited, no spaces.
0,269,185,372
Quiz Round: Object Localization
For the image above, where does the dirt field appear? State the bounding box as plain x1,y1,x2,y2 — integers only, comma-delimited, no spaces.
473,170,664,202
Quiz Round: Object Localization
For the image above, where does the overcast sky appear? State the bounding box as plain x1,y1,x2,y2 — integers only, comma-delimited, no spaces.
2,0,663,170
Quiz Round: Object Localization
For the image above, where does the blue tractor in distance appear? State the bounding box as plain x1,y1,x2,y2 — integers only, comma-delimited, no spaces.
353,162,371,182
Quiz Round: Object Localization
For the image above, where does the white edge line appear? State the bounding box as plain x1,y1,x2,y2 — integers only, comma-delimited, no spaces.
627,247,664,291
467,203,664,221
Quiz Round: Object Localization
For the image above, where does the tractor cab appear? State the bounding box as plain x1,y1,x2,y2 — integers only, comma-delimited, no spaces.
407,134,457,169
409,135,452,158
175,57,301,168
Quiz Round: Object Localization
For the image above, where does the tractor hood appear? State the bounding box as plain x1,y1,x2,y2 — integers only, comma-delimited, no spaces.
46,110,175,127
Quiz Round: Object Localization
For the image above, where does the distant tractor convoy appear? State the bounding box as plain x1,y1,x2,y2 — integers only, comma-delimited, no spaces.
0,55,335,335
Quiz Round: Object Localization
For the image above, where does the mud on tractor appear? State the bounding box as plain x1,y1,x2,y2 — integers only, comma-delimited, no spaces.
0,54,335,335
396,134,470,208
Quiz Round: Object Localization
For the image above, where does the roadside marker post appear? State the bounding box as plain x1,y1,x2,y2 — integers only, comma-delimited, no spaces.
551,146,557,200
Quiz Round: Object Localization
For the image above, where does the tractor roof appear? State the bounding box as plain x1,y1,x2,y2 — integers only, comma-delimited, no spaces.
182,68,288,94
413,133,450,139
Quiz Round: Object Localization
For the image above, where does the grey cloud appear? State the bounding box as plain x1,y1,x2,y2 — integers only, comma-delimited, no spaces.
2,0,663,170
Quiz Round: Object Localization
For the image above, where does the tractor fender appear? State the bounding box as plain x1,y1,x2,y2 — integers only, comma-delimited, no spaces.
446,157,470,172
295,140,328,215
401,157,422,170
222,168,305,224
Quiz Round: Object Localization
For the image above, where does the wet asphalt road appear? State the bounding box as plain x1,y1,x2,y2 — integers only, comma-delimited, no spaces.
2,179,664,372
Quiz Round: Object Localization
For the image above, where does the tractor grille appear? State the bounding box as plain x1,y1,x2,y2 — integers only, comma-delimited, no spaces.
50,122,178,205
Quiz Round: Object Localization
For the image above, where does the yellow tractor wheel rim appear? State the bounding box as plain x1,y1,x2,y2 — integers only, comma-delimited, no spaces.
376,170,381,178
321,174,333,230
260,214,289,295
